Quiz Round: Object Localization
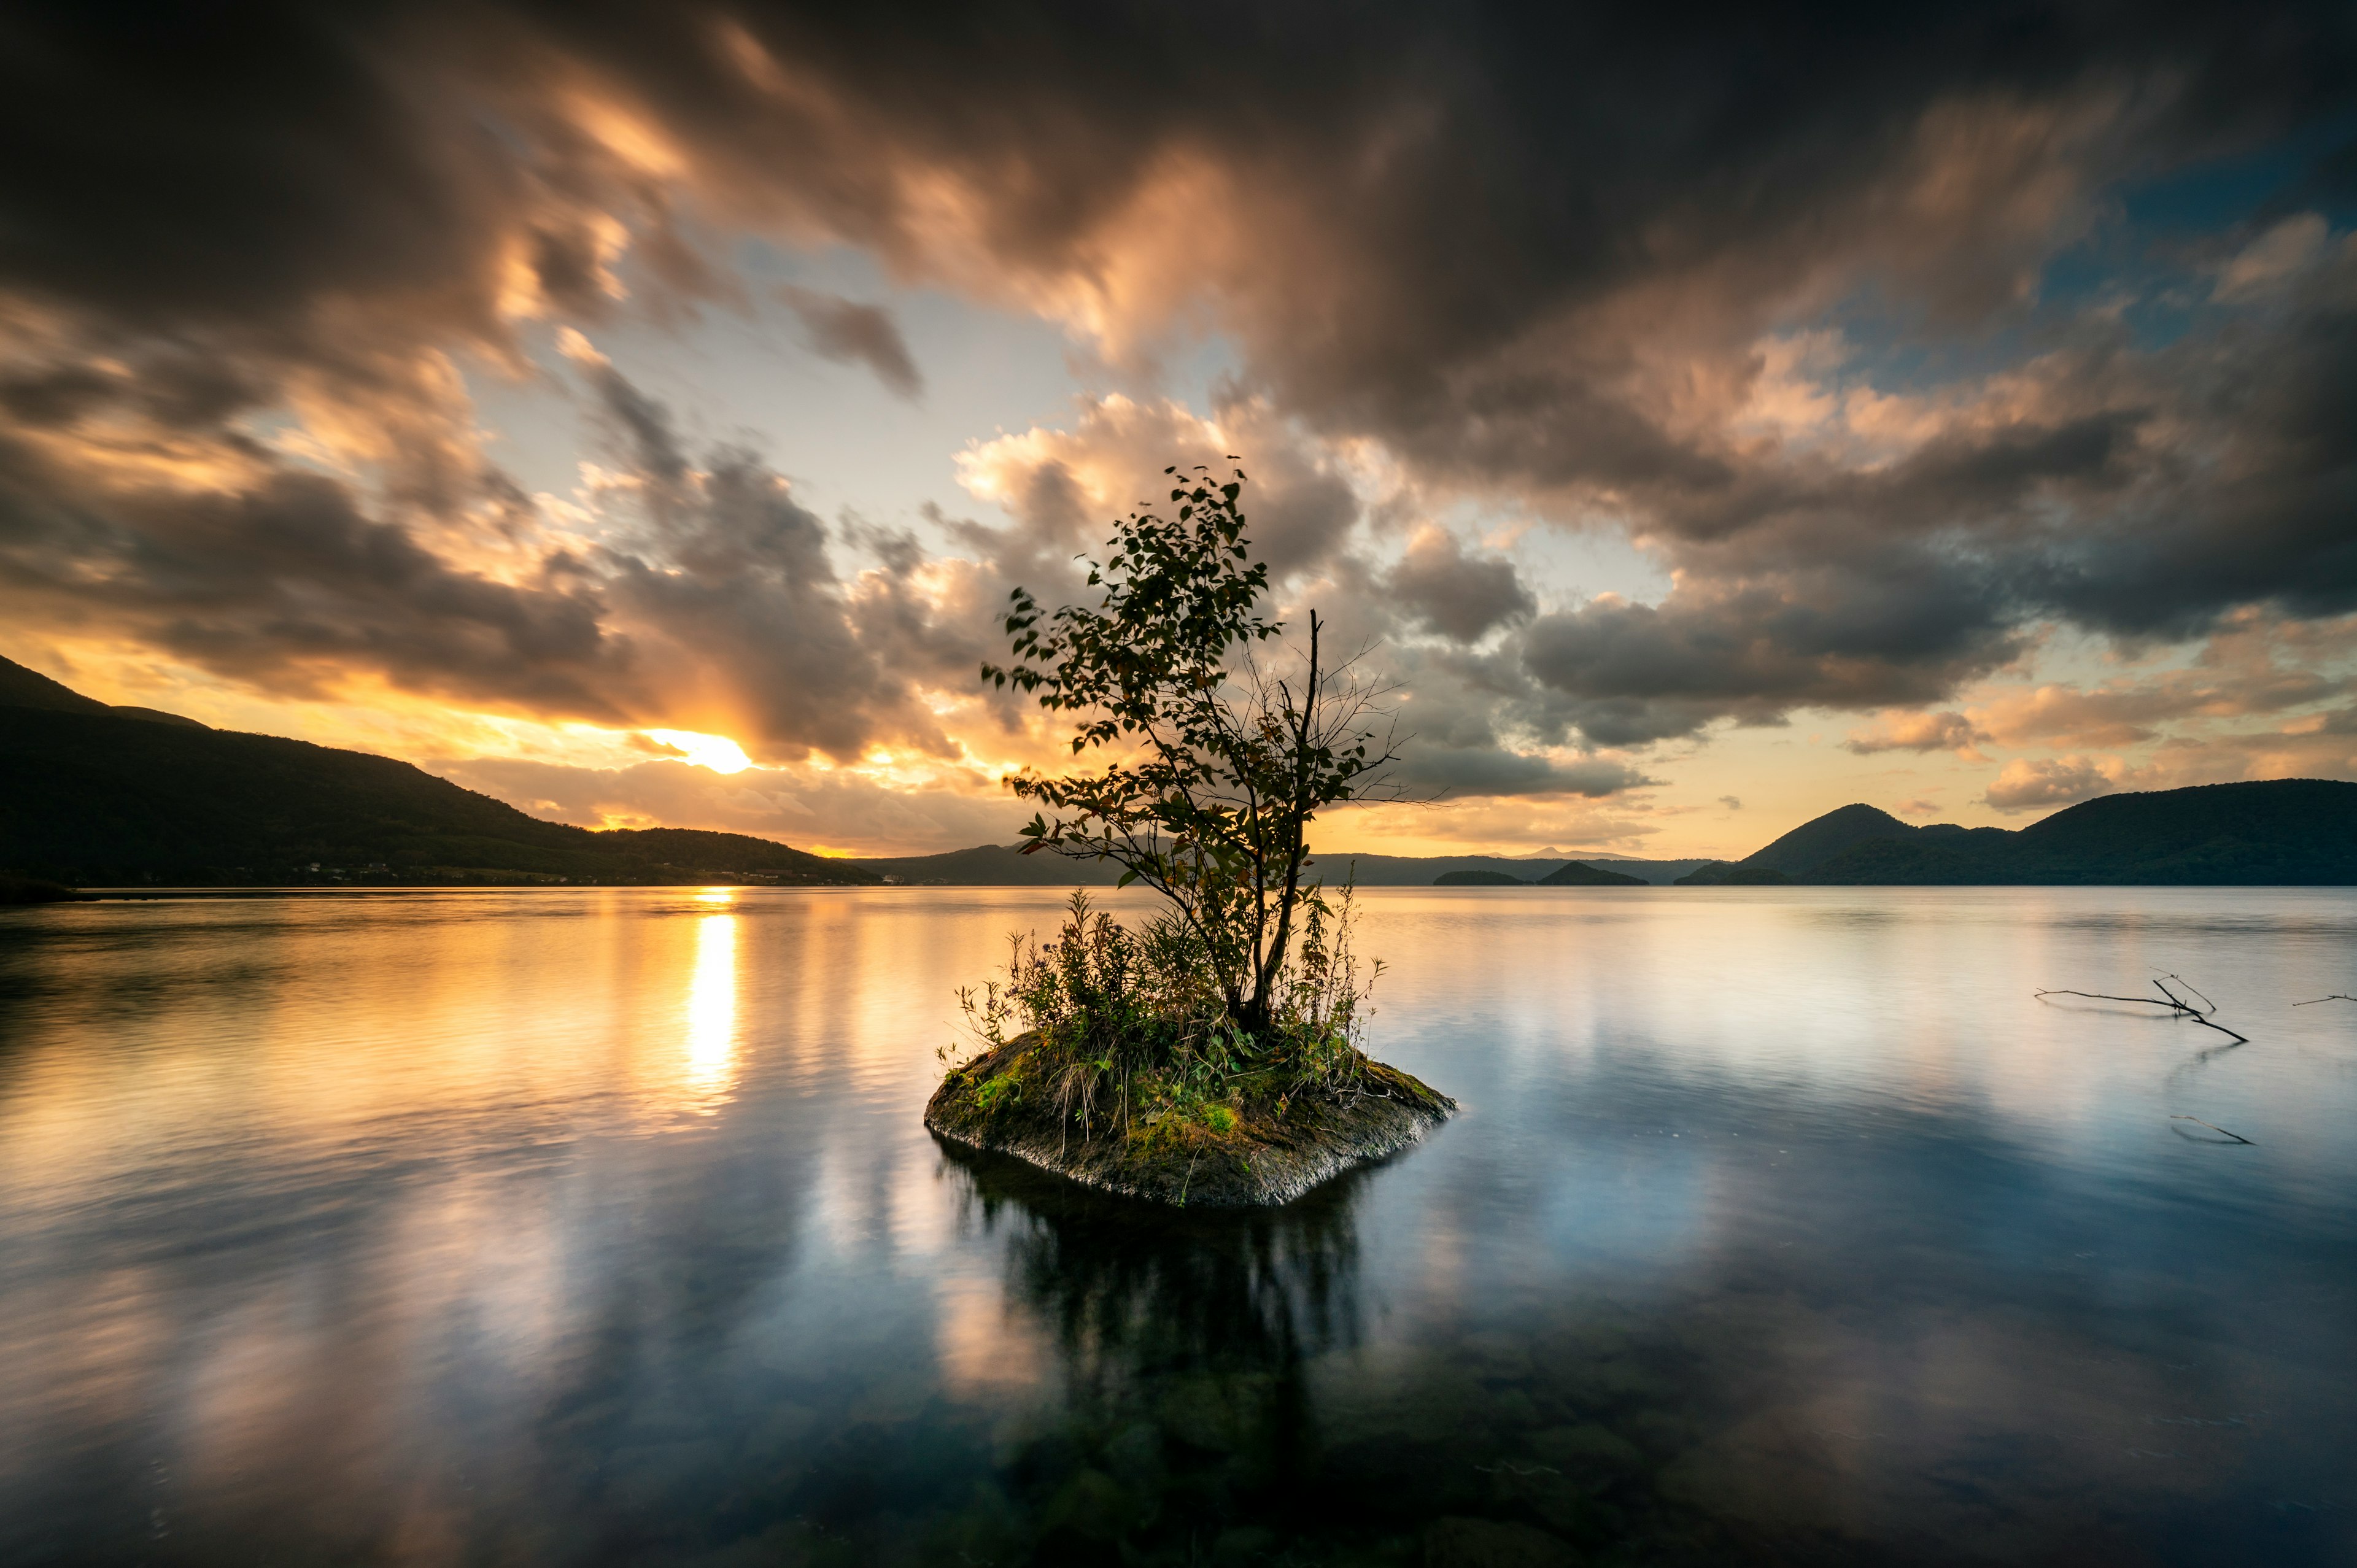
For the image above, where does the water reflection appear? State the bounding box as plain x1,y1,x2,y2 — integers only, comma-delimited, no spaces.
682,903,737,1106
937,1143,1362,1562
0,887,2351,1566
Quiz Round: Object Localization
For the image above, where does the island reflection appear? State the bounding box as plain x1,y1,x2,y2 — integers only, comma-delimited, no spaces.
2,887,2351,1567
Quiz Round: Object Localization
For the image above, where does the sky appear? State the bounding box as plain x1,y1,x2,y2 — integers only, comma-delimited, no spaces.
2,2,2355,860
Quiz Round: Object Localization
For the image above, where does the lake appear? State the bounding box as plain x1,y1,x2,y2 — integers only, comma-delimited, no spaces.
1,886,2351,1566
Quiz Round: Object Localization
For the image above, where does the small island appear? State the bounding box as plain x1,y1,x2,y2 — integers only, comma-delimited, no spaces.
1430,860,1647,887
926,953,1453,1208
1433,867,1528,885
927,466,1453,1207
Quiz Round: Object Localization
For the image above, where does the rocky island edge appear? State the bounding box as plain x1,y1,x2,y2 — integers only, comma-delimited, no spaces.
926,1031,1453,1207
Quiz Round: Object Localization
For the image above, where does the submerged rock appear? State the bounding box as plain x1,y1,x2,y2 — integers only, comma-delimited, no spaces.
924,1035,1453,1208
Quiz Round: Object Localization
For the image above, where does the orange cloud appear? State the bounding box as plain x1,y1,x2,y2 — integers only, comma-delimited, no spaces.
1843,709,1991,759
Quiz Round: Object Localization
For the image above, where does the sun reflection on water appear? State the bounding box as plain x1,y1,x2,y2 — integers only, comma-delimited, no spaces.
683,898,738,1108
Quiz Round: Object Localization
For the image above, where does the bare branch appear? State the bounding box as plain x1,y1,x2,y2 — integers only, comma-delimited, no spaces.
2169,1115,2254,1145
2036,988,2183,1009
2034,980,2249,1045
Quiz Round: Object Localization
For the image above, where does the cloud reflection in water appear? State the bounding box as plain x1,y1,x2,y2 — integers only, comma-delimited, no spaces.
0,887,2352,1566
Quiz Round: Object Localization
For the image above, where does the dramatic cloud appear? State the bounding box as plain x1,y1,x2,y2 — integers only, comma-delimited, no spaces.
1984,755,2139,811
2215,213,2332,300
955,393,1361,585
0,332,637,716
777,285,921,398
559,331,968,758
1969,616,2351,749
1387,744,1654,802
3,2,2354,849
1517,562,2021,747
1383,528,1536,643
1844,711,1990,757
437,755,1013,856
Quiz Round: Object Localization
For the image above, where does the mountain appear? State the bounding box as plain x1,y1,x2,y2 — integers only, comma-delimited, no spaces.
852,844,1130,886
1288,852,1703,886
849,848,1588,886
0,660,874,887
1554,856,1714,884
1,872,92,905
0,656,1698,890
1534,860,1647,886
1740,802,1920,874
1672,863,1792,886
0,657,209,728
1690,781,2357,885
1315,852,1566,885
848,847,1700,886
18,655,2341,890
1433,868,1529,885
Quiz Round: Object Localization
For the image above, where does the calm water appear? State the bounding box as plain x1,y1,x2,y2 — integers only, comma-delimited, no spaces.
1,886,2351,1566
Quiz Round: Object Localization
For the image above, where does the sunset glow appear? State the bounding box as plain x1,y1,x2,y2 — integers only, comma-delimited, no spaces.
7,14,2356,1567
0,6,2349,862
644,732,754,775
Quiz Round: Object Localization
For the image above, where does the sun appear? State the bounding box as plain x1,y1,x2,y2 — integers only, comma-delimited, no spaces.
645,729,754,774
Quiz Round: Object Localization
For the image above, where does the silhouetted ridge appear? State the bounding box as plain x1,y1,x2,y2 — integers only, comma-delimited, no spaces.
1740,802,1917,873
0,657,110,716
1534,860,1646,886
0,654,207,728
851,843,1130,886
851,848,1711,885
1714,781,2357,885
0,660,872,887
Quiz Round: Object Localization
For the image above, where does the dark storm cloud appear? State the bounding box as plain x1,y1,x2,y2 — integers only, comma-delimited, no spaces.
1515,546,2029,746
1388,744,1655,801
570,353,965,759
1383,530,1536,643
3,1,2355,757
0,421,635,714
0,4,498,329
948,390,1361,592
0,315,956,757
777,285,923,399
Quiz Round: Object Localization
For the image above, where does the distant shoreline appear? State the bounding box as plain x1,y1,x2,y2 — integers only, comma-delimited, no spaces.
44,880,2357,900
6,670,2352,892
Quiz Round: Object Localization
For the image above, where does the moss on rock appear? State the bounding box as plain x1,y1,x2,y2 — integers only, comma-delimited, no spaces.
926,1032,1453,1208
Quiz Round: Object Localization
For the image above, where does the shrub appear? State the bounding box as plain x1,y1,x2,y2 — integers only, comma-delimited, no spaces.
949,885,1385,1141
981,465,1401,1037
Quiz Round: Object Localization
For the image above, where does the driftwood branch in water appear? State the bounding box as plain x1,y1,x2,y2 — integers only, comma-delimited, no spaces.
2293,994,2355,1007
2033,974,2249,1045
2039,978,2258,1146
2169,1115,2254,1145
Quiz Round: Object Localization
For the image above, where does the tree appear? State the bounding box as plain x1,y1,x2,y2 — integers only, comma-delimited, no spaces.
982,463,1402,1036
